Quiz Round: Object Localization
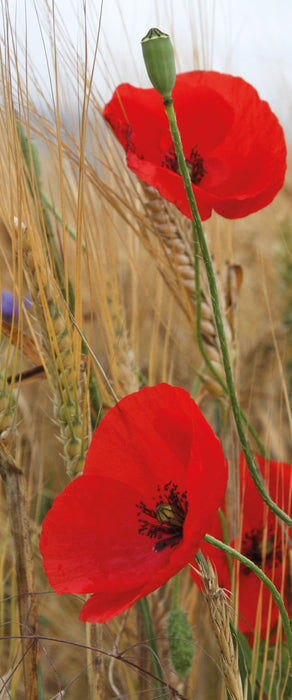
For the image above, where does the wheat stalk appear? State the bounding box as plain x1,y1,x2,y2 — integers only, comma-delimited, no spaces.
0,337,38,699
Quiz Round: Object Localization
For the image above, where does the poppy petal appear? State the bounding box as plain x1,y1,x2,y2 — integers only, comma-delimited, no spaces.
40,475,172,595
79,587,149,623
84,384,205,491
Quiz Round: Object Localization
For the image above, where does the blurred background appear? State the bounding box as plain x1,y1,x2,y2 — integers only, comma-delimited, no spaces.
5,0,292,137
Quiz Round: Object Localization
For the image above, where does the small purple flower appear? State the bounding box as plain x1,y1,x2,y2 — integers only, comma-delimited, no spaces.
1,291,32,322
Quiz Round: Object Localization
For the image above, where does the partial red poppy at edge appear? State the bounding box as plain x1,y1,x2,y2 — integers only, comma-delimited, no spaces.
40,383,227,623
191,454,292,642
103,71,287,221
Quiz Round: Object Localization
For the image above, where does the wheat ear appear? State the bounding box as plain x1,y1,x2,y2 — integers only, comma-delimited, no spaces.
198,558,247,700
110,308,140,398
141,184,234,396
15,218,88,478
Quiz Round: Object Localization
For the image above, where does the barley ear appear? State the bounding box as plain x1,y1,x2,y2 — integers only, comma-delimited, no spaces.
197,558,251,700
142,183,234,397
15,218,89,478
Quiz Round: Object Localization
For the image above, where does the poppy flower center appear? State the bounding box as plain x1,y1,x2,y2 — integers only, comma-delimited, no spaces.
161,146,207,185
137,481,188,553
241,527,280,575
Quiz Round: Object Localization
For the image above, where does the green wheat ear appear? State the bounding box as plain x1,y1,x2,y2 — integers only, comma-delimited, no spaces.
167,608,193,677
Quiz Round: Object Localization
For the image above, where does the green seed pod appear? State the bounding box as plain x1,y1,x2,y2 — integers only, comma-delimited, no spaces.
141,28,176,100
167,608,193,677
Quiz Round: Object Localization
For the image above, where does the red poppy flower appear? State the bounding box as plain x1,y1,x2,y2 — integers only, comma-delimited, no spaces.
40,383,227,623
103,71,286,221
191,454,292,641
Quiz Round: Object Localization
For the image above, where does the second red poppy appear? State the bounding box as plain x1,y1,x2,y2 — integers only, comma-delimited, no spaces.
191,453,292,642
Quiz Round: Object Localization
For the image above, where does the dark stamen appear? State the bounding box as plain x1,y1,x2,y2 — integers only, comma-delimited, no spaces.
187,147,207,184
161,145,207,185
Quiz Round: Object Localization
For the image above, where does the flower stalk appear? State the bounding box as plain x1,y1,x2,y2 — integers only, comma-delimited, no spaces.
161,90,292,530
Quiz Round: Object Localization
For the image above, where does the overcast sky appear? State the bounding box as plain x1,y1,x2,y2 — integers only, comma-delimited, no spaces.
4,0,292,136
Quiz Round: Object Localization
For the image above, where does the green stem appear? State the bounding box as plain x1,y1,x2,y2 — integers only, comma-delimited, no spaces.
138,597,167,696
163,97,292,530
204,533,292,665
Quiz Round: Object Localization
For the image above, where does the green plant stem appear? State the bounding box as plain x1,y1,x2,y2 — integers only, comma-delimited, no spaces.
138,597,167,696
163,97,292,530
203,533,292,665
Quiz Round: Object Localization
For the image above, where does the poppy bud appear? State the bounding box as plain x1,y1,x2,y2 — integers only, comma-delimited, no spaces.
141,28,176,101
167,608,193,677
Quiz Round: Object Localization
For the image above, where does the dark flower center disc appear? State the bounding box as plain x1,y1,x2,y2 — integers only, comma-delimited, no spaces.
162,146,207,185
241,527,281,575
137,481,188,552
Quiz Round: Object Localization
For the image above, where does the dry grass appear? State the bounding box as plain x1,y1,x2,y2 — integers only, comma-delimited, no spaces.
0,1,291,698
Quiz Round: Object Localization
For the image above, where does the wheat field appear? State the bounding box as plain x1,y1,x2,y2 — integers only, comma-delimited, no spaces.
0,2,291,698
